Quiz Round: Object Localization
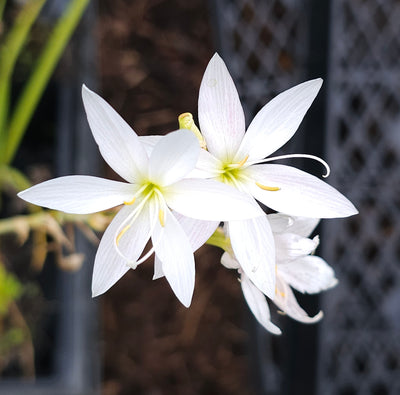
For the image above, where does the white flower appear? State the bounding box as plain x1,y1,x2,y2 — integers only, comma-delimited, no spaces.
18,85,263,307
195,53,357,300
221,213,338,334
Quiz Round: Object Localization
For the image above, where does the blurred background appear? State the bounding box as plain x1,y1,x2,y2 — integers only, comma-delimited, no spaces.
0,0,399,394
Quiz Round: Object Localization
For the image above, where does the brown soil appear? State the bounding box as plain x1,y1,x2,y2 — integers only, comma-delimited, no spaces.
98,1,257,394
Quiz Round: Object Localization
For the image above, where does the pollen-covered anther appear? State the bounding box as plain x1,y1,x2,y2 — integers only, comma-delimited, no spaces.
158,209,165,227
255,181,281,191
237,155,249,168
116,224,131,246
124,196,136,205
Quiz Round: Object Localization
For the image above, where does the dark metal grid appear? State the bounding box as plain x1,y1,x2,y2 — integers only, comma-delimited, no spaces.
211,0,309,118
318,0,400,394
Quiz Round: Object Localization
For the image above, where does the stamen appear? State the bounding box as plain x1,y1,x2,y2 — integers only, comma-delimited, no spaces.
113,189,154,259
158,209,165,227
237,155,249,167
116,224,131,246
255,182,281,191
124,196,136,205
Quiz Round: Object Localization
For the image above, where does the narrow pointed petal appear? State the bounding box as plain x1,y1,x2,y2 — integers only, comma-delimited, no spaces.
228,215,276,299
18,176,136,214
82,85,148,182
198,53,246,161
236,79,323,162
149,130,199,186
275,233,319,262
241,273,281,334
173,212,218,252
164,178,263,221
152,209,195,307
248,164,358,218
274,276,323,323
268,213,320,237
278,255,338,294
153,255,164,280
92,205,150,297
220,252,240,270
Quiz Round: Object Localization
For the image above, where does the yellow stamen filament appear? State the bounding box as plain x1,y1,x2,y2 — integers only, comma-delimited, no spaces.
275,285,285,298
116,224,131,246
255,182,281,191
237,155,249,167
158,209,165,227
178,112,207,149
124,197,136,205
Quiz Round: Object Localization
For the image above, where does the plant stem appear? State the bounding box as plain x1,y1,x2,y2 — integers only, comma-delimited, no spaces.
206,227,232,253
0,165,32,191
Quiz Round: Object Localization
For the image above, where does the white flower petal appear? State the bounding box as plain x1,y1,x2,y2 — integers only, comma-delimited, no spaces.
220,251,240,270
275,233,319,262
187,148,223,179
153,255,164,280
274,276,323,323
164,178,263,221
92,205,150,296
267,213,294,234
248,164,358,218
18,176,136,214
268,213,320,237
236,79,323,162
278,255,338,294
149,130,199,186
228,215,276,299
82,85,148,182
173,212,218,252
241,273,282,335
139,135,162,156
152,208,195,307
198,53,246,161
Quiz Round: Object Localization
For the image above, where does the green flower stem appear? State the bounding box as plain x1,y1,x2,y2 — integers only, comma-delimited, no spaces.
0,165,32,191
3,0,90,165
0,0,6,24
206,226,233,254
0,0,46,148
0,210,111,237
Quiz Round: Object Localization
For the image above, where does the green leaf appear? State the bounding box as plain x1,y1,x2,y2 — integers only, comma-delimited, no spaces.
3,0,90,165
0,0,47,145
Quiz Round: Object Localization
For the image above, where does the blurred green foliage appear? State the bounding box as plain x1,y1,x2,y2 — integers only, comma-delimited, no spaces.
0,263,22,316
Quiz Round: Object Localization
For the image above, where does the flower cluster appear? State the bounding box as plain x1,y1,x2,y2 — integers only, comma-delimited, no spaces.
18,54,357,332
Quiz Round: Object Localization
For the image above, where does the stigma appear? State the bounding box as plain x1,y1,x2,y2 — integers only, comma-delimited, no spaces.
178,112,207,149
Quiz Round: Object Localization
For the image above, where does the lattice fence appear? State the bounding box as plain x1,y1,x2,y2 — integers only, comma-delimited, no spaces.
213,0,400,394
318,1,400,394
